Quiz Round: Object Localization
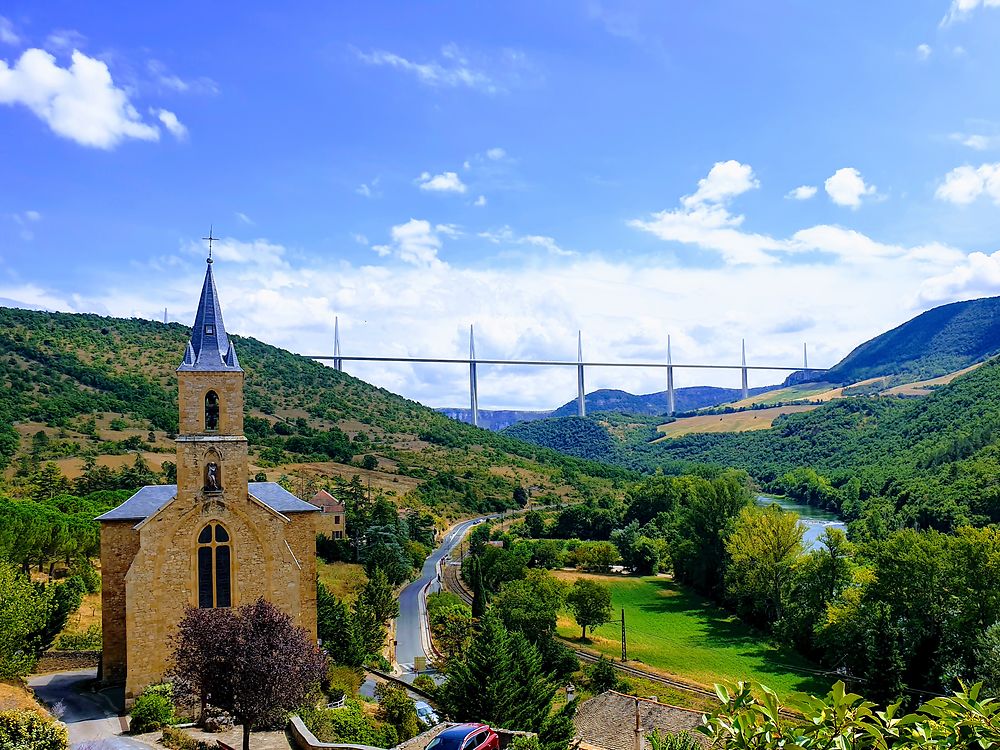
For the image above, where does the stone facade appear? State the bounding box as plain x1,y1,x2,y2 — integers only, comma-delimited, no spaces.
98,260,319,700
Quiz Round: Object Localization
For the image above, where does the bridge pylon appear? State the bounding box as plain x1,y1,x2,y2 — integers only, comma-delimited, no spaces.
741,339,749,401
469,325,479,428
666,335,675,417
577,331,586,418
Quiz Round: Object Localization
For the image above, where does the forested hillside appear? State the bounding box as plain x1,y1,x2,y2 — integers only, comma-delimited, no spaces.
817,295,1000,384
0,306,630,518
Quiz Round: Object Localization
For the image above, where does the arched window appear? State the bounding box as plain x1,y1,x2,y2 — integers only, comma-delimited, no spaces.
197,523,231,608
205,391,220,431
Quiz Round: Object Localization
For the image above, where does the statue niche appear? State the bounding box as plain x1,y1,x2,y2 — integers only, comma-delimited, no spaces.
204,460,223,493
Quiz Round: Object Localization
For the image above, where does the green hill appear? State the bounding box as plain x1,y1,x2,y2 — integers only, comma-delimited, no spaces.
814,295,1000,385
0,306,629,517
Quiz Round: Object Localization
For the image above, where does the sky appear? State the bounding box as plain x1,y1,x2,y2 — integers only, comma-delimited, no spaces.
3,1,1000,411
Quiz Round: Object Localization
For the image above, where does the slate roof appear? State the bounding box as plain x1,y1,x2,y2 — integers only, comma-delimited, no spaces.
178,260,242,372
573,691,708,750
96,482,319,522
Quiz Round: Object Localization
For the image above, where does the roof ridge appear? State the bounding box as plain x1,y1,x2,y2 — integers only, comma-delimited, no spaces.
605,690,707,715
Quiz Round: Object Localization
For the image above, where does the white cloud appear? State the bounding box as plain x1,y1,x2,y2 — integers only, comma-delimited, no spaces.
936,163,1000,204
787,185,817,200
154,108,187,140
7,223,979,410
919,250,1000,303
187,237,288,267
45,30,87,53
373,219,448,268
486,147,506,160
147,60,218,95
474,195,487,207
417,171,467,194
682,160,759,208
24,210,41,222
824,167,877,208
479,226,574,257
0,17,20,45
356,44,500,93
0,48,162,149
916,44,932,60
631,161,959,267
950,132,1000,151
942,0,1000,25
10,210,41,240
355,177,379,198
235,212,254,225
352,233,368,246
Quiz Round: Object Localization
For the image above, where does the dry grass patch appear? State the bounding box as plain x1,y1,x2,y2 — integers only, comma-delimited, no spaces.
656,405,819,439
318,561,368,601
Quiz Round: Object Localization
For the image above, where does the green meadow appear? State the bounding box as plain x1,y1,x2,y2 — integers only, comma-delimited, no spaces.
554,572,831,700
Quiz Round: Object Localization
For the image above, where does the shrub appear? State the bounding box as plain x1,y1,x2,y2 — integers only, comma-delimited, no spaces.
507,736,541,750
0,710,68,750
161,726,198,750
326,665,363,701
412,674,436,697
130,686,175,734
52,624,102,651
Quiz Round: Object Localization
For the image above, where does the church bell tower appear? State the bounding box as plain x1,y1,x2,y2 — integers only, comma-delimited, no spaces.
175,252,248,505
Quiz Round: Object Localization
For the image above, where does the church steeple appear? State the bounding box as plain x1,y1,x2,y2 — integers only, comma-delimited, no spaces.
179,259,241,372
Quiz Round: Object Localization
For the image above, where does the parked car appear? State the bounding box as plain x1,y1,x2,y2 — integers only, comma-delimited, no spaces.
414,700,440,727
425,723,499,750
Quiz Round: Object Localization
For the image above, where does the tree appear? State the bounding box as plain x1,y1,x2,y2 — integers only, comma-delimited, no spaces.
352,568,399,658
537,697,577,750
513,485,529,507
429,603,474,667
587,656,620,693
170,607,238,721
724,504,804,626
524,510,545,539
374,683,419,741
566,579,612,640
361,455,378,471
172,599,327,750
493,570,565,643
0,562,45,678
316,581,364,668
469,557,487,619
438,613,555,733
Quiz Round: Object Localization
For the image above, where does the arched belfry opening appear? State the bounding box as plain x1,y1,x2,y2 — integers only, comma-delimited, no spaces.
197,522,232,608
205,390,220,432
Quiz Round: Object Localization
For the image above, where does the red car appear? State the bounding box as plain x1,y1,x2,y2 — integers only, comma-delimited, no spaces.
426,723,500,750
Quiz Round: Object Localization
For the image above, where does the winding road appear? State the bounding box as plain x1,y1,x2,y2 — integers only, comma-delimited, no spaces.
394,516,483,677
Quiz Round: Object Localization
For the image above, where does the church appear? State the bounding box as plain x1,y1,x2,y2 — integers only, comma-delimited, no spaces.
98,255,320,701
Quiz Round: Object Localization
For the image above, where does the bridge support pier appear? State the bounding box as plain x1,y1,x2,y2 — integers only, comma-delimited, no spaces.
469,325,479,427
333,316,343,372
741,339,748,401
803,342,809,369
577,331,586,418
666,335,675,416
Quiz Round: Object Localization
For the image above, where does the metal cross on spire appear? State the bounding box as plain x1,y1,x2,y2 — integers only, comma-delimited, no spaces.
202,226,219,264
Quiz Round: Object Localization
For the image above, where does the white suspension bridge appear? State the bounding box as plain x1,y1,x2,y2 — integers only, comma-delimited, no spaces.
307,319,828,427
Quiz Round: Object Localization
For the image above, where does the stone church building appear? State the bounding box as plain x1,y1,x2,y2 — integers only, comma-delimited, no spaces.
98,257,320,700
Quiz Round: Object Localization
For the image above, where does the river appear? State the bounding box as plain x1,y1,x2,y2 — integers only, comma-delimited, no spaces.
755,495,846,549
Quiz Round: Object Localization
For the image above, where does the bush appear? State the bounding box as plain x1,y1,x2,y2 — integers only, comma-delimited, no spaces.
507,736,541,750
412,674,436,696
161,726,198,750
0,710,68,750
326,665,363,701
52,624,102,651
130,686,175,734
301,701,399,748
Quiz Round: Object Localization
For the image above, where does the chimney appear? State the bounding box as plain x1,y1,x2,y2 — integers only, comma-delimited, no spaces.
634,697,643,750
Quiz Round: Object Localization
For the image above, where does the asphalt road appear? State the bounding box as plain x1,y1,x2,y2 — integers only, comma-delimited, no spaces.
394,516,483,675
27,668,147,748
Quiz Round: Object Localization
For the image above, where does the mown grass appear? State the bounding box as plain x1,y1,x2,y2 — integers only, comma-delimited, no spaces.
554,572,830,700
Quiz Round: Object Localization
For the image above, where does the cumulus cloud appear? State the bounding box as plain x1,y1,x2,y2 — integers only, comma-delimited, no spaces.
474,195,487,207
486,147,506,160
373,219,449,268
0,48,162,148
920,250,1000,303
941,0,1000,25
824,167,877,208
787,185,817,200
0,17,20,45
154,108,187,140
916,43,932,60
356,178,380,198
356,44,501,93
417,171,467,193
935,163,1000,204
479,226,574,257
631,161,959,266
45,30,87,53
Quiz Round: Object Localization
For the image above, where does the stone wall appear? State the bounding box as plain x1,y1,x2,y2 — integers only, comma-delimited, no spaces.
100,520,140,685
123,493,317,698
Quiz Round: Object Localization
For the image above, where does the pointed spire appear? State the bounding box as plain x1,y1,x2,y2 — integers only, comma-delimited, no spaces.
177,259,242,372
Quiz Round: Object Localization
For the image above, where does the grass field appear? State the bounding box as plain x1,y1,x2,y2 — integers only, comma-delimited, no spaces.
553,572,830,699
656,404,819,439
318,561,368,601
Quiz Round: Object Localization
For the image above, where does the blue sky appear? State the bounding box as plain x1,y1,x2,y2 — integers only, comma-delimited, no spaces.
3,1,1000,409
